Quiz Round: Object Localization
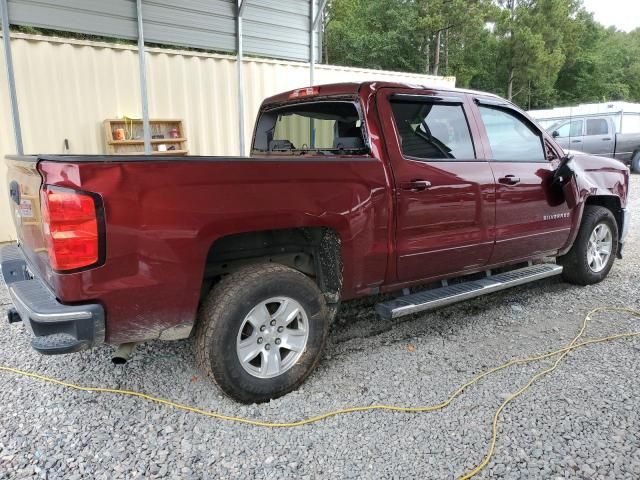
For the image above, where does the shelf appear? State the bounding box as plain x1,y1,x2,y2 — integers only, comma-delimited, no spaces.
105,118,183,124
153,150,188,155
104,118,188,155
108,138,186,145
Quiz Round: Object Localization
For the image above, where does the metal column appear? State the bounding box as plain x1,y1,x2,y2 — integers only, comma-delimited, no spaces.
309,1,315,86
310,0,328,86
0,0,23,155
135,0,152,155
236,0,247,156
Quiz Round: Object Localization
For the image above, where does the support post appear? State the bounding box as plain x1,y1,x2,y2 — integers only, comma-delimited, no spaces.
310,0,328,84
309,1,315,86
0,0,23,155
308,0,328,148
135,0,152,155
236,0,247,156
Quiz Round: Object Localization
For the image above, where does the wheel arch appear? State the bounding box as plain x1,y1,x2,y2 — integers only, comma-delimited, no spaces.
584,195,623,238
200,226,343,306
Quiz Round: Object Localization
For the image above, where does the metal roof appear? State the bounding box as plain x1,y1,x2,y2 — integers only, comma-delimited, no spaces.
6,0,321,62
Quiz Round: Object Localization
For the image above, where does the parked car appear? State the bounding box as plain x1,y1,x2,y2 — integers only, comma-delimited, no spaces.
546,115,640,172
1,82,631,403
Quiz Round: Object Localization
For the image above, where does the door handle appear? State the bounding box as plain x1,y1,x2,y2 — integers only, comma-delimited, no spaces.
571,139,582,143
400,180,432,192
602,137,611,141
498,175,520,185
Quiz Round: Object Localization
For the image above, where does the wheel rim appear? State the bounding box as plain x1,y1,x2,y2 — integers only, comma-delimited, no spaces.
586,223,613,273
236,297,309,379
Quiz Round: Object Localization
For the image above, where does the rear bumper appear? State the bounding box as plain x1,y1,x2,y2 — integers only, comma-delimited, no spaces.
0,243,105,354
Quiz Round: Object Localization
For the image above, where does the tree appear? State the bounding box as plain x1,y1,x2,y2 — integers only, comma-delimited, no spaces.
325,0,640,108
326,0,424,72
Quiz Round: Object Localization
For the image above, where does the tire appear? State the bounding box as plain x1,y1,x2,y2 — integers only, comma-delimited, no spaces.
558,205,618,285
195,263,329,403
632,152,640,173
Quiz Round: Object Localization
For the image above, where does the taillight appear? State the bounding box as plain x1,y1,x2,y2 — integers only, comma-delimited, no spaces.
40,186,102,271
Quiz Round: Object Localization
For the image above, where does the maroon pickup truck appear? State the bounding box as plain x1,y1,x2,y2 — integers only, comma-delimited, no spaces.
1,82,630,403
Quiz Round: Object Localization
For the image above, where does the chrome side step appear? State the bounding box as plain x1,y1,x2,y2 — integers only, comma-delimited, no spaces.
375,264,563,320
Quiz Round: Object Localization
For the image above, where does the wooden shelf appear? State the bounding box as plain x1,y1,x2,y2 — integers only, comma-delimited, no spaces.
119,149,188,156
103,119,188,155
108,138,186,145
153,150,188,156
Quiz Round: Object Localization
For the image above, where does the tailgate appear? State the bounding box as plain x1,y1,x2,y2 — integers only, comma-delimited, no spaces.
5,156,51,283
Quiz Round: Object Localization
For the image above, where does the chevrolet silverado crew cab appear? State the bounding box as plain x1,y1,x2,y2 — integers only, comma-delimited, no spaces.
1,82,631,403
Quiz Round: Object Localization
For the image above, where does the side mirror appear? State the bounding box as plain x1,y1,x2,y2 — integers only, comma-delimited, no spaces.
551,130,560,138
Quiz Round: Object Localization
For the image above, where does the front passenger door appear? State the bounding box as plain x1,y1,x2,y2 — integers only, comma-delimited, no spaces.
551,118,584,152
475,101,574,265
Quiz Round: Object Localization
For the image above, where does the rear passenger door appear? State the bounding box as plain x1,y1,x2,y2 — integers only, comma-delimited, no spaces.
582,117,615,157
378,90,496,282
473,99,573,265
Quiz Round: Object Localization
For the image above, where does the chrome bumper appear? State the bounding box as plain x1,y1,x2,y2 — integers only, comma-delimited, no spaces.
1,243,105,354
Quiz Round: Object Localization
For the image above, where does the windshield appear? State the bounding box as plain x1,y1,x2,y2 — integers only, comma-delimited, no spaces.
252,101,367,155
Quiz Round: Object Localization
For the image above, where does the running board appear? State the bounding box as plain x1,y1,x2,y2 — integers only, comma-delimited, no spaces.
375,264,563,320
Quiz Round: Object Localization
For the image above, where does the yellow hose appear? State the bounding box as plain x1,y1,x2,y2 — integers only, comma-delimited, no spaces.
1,306,638,479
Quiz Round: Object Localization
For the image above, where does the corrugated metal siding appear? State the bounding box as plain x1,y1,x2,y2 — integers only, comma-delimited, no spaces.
8,0,139,39
0,34,455,242
7,0,319,62
0,40,15,243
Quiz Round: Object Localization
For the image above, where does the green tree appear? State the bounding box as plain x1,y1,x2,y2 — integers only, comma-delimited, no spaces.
326,0,424,72
324,0,640,108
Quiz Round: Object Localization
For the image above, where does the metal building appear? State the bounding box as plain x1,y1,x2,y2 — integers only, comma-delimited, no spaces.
0,0,327,155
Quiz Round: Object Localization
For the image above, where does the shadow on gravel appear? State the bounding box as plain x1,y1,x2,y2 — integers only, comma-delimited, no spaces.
329,275,571,346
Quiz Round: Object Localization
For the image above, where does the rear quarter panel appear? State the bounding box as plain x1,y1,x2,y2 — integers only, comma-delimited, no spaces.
613,133,640,163
38,156,391,344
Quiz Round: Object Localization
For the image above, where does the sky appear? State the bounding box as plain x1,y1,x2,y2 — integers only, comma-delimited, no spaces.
582,0,640,32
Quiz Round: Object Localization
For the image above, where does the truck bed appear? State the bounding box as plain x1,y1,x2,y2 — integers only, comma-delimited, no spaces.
6,154,391,344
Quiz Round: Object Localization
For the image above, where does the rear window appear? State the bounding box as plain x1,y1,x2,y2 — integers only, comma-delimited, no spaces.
622,114,640,134
252,101,367,155
390,100,475,160
586,118,609,136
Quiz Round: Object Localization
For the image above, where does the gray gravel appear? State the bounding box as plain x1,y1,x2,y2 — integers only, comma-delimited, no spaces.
1,175,639,479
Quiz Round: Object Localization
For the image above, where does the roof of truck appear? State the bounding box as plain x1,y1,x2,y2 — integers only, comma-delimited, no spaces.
262,81,502,106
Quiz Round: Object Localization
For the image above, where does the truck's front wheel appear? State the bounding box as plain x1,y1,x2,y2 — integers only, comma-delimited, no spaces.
558,205,618,285
195,263,329,403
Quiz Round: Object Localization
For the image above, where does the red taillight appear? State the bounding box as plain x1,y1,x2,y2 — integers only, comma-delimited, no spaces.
288,87,319,99
40,187,101,271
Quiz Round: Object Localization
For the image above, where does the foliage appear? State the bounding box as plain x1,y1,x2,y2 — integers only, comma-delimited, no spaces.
325,0,640,108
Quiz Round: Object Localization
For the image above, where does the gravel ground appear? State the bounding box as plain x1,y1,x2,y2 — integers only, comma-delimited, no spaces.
1,175,639,480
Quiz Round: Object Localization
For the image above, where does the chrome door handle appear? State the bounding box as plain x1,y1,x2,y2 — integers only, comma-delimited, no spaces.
400,180,432,192
498,175,520,185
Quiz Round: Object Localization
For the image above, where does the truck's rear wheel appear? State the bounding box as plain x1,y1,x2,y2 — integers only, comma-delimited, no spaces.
632,152,640,173
558,205,618,285
195,263,329,403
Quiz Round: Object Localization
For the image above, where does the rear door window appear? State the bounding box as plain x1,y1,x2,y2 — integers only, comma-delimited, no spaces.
390,100,475,160
586,118,609,136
